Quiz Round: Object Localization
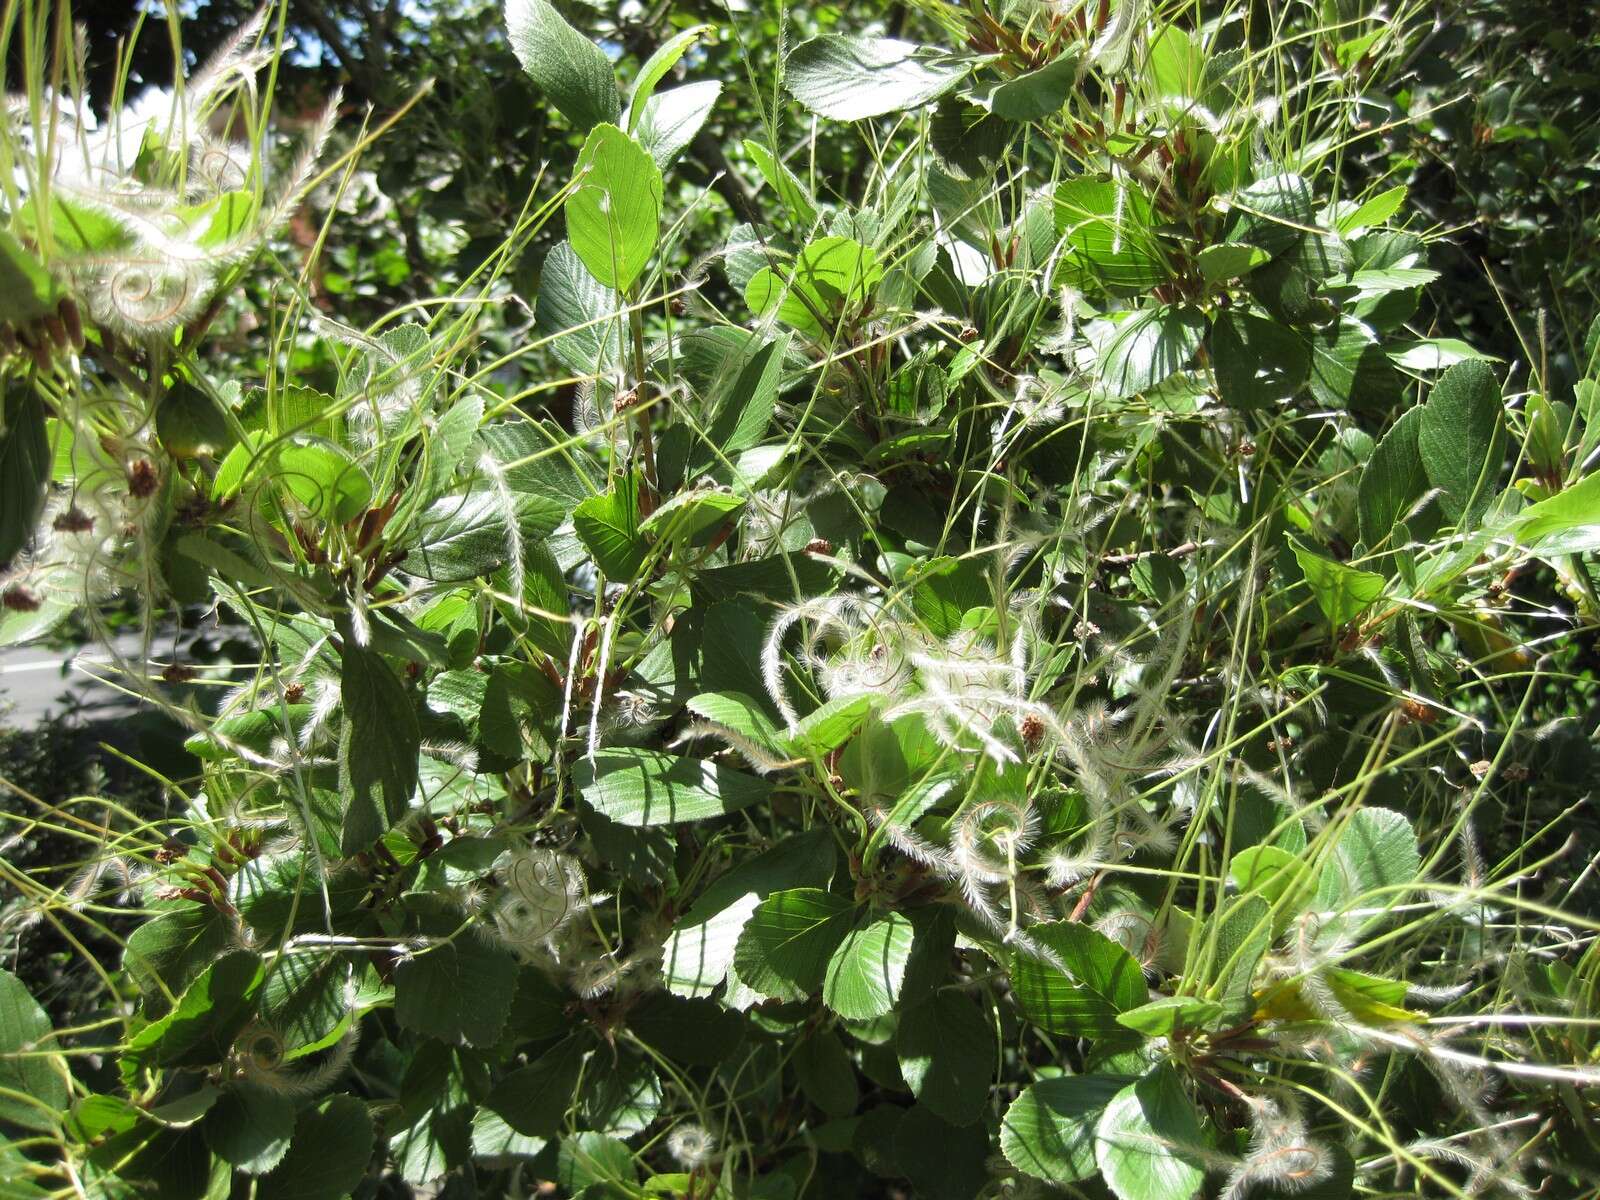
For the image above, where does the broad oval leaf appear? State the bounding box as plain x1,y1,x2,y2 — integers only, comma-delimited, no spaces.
634,81,723,168
823,910,916,1020
1095,305,1206,398
277,443,373,525
1008,921,1147,1037
0,387,51,567
1054,178,1167,290
257,1094,375,1200
575,747,772,826
1418,358,1506,527
337,635,421,854
1288,536,1387,630
0,968,69,1131
897,991,996,1127
786,36,968,120
1094,1068,1208,1200
536,240,621,379
1000,1073,1126,1184
504,0,619,131
732,887,856,1001
566,123,663,292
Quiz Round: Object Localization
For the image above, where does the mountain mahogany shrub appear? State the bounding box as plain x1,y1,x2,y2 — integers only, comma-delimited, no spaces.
2,1,1599,1197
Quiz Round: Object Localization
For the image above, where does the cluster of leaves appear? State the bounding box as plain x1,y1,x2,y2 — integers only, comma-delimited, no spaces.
3,1,1600,1199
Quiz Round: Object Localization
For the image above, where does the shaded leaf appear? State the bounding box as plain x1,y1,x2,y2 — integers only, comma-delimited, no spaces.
337,637,420,854
1008,922,1146,1037
897,991,995,1127
733,888,856,1001
1001,1073,1126,1184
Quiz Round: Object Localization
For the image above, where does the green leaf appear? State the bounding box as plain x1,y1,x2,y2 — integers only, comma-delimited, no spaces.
1418,359,1506,527
742,139,818,228
18,193,131,257
1095,1068,1207,1200
156,380,238,460
1390,337,1493,371
472,1108,547,1164
259,952,351,1054
909,554,991,637
536,240,621,379
685,690,785,756
638,486,745,543
181,189,256,249
277,443,373,525
785,36,968,120
893,1104,992,1200
1115,995,1223,1037
477,418,595,530
1514,472,1600,554
1008,921,1147,1037
573,472,647,580
0,229,59,323
1089,0,1140,72
1210,311,1310,408
788,693,875,756
793,1028,859,1117
1305,320,1400,411
628,994,747,1067
122,905,232,1006
257,1094,374,1200
633,81,722,168
1054,179,1166,290
1145,25,1204,98
823,910,916,1020
1001,1073,1126,1184
337,639,420,854
0,387,51,567
404,488,517,582
1196,243,1270,283
576,747,773,826
479,660,561,760
0,969,68,1132
991,54,1079,121
1229,845,1311,911
582,1047,662,1136
1337,184,1407,234
1357,405,1427,548
1288,536,1386,629
393,932,519,1047
125,951,265,1070
1210,895,1272,1021
566,123,662,292
1096,305,1206,398
627,25,714,127
487,1038,585,1136
1316,807,1421,933
733,888,857,1001
703,331,791,457
203,1082,295,1174
504,0,619,131
558,1131,637,1195
1229,174,1317,257
897,991,995,1127
747,236,882,334
662,831,836,996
